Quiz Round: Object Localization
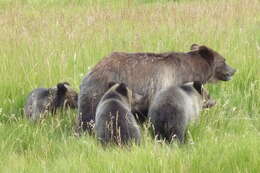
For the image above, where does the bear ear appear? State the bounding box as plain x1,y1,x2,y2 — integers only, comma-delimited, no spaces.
183,81,194,87
57,83,67,95
190,44,200,51
108,81,117,89
193,81,203,95
116,83,128,97
63,82,70,86
198,46,214,66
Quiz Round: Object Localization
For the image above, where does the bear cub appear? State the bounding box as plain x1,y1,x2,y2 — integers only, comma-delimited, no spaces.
148,81,213,143
95,82,141,146
24,82,78,121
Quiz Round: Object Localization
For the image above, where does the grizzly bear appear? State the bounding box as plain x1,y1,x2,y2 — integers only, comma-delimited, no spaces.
24,82,78,121
130,87,216,124
77,44,236,133
148,81,211,143
95,82,141,145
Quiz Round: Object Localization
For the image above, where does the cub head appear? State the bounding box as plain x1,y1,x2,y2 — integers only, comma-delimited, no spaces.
106,82,133,105
192,81,216,109
106,82,145,110
56,82,78,109
191,44,236,82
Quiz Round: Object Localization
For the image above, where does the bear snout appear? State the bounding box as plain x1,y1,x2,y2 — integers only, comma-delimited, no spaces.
229,68,236,76
223,67,236,81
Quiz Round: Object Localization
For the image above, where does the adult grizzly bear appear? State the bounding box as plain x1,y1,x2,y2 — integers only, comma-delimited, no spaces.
77,44,236,133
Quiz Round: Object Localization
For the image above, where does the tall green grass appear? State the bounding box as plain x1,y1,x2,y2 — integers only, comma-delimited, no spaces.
0,0,259,172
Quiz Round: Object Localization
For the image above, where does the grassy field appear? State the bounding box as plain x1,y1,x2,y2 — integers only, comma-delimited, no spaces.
0,0,260,172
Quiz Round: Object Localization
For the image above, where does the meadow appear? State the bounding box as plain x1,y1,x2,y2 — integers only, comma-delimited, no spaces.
0,0,260,172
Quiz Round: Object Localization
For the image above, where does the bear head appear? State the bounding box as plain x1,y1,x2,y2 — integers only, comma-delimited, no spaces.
105,82,133,106
106,82,145,110
192,81,216,109
191,44,236,82
56,82,78,109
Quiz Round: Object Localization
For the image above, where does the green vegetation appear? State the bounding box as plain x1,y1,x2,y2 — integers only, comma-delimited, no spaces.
0,0,259,172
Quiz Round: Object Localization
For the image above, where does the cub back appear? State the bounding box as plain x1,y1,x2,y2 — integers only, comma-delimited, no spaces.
148,82,205,143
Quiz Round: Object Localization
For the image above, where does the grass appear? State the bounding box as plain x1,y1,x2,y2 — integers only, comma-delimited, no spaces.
0,0,260,172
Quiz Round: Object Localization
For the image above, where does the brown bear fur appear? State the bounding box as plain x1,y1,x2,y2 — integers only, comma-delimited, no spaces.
76,44,236,133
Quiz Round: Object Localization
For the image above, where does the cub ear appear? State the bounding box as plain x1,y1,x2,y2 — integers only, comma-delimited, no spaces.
108,81,117,89
193,81,203,95
190,44,200,51
62,82,70,86
198,46,214,66
57,83,67,95
116,83,128,97
183,81,194,87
